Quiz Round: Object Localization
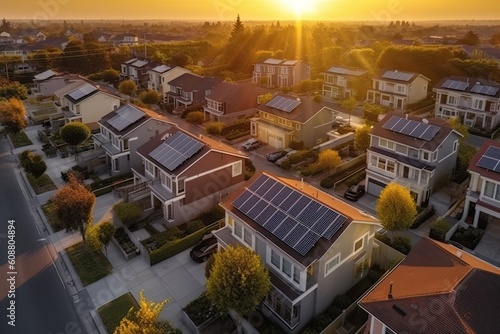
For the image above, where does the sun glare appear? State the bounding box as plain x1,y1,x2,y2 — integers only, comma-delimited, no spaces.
281,0,317,18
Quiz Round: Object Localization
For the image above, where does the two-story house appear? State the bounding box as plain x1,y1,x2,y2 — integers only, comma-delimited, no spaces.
32,70,85,97
321,66,367,100
203,82,264,122
252,59,310,87
133,128,247,225
167,73,221,111
93,104,175,176
461,140,500,228
433,76,500,130
251,94,337,148
147,64,172,93
366,112,462,206
110,34,139,46
359,237,500,334
57,82,122,129
366,70,430,110
146,65,191,103
214,171,380,333
120,58,161,88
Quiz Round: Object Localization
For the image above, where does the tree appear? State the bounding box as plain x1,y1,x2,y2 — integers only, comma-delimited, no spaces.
0,81,28,100
355,125,371,151
85,223,101,254
185,111,204,124
169,53,192,67
138,90,161,106
24,155,47,178
340,97,357,125
98,221,116,256
447,117,468,143
60,122,91,154
114,290,178,334
0,98,27,133
206,246,271,318
119,79,137,97
491,33,500,46
318,150,341,172
458,30,480,46
52,175,96,250
363,103,384,124
376,183,417,237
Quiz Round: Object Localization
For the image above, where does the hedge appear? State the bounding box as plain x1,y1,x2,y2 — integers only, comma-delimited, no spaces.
429,218,451,242
225,130,250,141
90,172,133,191
149,223,218,265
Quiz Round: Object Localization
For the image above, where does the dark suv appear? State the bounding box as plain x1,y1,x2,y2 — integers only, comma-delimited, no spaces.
344,185,366,201
190,236,218,262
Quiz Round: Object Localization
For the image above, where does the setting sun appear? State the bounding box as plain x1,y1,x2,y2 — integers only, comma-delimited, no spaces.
281,0,318,18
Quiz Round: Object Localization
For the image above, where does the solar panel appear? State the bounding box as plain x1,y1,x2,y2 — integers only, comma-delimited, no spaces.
287,196,311,217
67,83,97,101
442,79,468,91
382,70,413,81
240,194,260,213
254,205,276,225
392,118,408,133
107,105,144,131
400,120,419,136
263,58,282,64
323,216,348,239
419,125,440,141
477,156,498,170
265,96,301,113
264,211,287,232
283,225,309,247
410,123,427,138
247,174,268,192
247,199,268,221
476,146,500,173
148,131,203,171
232,190,250,208
470,83,499,96
294,231,321,256
253,177,274,196
382,116,440,141
484,146,500,158
270,187,293,206
274,217,297,239
280,191,301,210
283,60,299,65
382,116,400,130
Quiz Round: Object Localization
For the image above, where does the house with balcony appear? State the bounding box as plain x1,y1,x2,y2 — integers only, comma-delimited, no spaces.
93,104,175,176
146,65,191,103
359,237,500,334
461,140,500,228
321,66,367,100
167,73,221,112
252,59,310,87
214,171,380,333
133,128,247,225
365,112,462,206
433,76,500,131
366,70,430,110
251,94,337,148
203,82,265,122
120,58,161,88
56,82,122,129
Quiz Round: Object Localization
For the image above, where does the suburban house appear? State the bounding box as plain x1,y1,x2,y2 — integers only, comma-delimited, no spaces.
120,58,161,88
214,171,381,333
147,64,172,92
251,94,338,148
133,127,247,225
252,58,310,87
365,112,462,206
167,73,221,111
321,66,367,100
203,81,264,122
366,70,430,110
93,104,175,176
461,140,500,228
433,76,500,130
110,34,139,46
31,70,85,97
146,65,191,103
55,82,122,129
359,237,500,334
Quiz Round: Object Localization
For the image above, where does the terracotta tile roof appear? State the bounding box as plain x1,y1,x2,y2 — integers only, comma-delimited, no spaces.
467,139,500,182
359,238,500,334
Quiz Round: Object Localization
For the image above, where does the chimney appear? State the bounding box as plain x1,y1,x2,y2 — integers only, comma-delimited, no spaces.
301,178,304,190
388,281,394,299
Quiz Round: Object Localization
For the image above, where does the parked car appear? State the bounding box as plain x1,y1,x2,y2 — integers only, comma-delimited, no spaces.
241,139,263,151
190,235,218,262
266,150,288,162
275,149,297,166
333,116,349,125
344,184,365,201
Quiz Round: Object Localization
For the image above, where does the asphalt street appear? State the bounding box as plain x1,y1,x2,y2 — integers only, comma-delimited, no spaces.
0,138,84,334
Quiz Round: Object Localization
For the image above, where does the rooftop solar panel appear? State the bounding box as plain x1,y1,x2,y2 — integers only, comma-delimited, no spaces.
274,217,297,239
67,83,97,101
263,58,282,65
382,70,414,81
400,120,419,136
484,146,500,158
107,105,145,131
265,96,301,113
283,225,309,248
382,116,440,141
148,131,203,171
470,83,499,96
476,156,498,171
294,231,321,256
476,146,500,173
282,60,299,65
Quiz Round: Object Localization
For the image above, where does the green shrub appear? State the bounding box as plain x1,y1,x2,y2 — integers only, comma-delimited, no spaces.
336,125,356,135
197,205,225,225
185,220,205,235
150,227,207,265
300,163,324,177
206,122,224,135
185,111,204,124
450,226,484,250
113,203,142,225
19,149,34,168
391,236,412,255
374,232,391,246
287,149,317,165
320,175,335,188
280,160,291,170
429,218,451,242
311,314,332,332
225,130,250,141
332,294,352,309
289,140,305,150
153,226,183,246
313,95,322,103
90,173,133,191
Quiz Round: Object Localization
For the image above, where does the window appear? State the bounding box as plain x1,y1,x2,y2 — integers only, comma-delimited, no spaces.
271,249,280,268
387,160,395,173
293,267,300,283
166,203,174,221
483,181,500,201
472,98,484,110
145,160,155,176
325,253,341,276
160,172,171,190
243,229,252,246
423,85,427,92
269,248,302,286
422,151,430,161
232,161,242,177
283,258,292,277
123,138,129,150
432,151,438,161
447,95,458,105
396,85,406,94
354,235,364,253
453,140,458,153
377,157,386,170
177,178,185,194
113,158,119,171
379,138,394,150
234,222,243,239
233,222,253,248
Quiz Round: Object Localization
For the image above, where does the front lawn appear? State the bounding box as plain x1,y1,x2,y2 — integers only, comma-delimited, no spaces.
41,201,64,232
26,173,57,195
9,131,33,148
66,242,112,286
450,226,484,250
97,293,137,333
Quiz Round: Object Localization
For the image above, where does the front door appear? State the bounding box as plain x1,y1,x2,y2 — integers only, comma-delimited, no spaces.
403,166,409,178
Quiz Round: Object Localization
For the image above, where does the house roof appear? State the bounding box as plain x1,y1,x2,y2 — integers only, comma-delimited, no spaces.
467,139,500,181
359,237,500,334
322,66,367,77
151,64,172,74
375,70,429,83
167,73,220,92
256,58,308,66
206,82,267,114
371,111,459,151
257,94,333,123
64,82,120,104
34,69,58,81
433,76,500,98
99,104,154,136
220,171,379,267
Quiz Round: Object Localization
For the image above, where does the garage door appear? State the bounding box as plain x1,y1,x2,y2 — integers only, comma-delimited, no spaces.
367,178,386,197
268,134,284,149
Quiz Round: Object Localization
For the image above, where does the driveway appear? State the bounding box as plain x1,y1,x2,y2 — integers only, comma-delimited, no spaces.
474,218,500,267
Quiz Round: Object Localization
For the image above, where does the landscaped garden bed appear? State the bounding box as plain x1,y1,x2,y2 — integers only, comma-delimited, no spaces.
9,131,33,148
450,226,484,250
26,173,57,195
42,201,64,232
66,241,112,286
113,227,139,259
183,292,223,328
97,292,138,333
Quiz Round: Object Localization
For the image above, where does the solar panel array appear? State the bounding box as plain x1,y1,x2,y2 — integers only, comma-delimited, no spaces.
107,105,145,131
132,60,148,67
476,146,500,173
232,174,347,256
263,58,282,65
283,60,299,66
382,70,414,81
149,131,204,171
470,84,499,96
265,96,301,113
153,65,171,73
442,79,469,91
67,83,97,101
327,67,365,76
382,116,440,141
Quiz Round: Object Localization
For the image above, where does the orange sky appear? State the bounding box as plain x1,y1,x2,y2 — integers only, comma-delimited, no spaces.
3,0,500,21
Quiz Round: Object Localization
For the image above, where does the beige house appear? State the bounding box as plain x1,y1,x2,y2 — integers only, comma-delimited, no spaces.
214,171,380,333
321,66,367,100
252,58,310,87
367,70,430,110
147,65,191,103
